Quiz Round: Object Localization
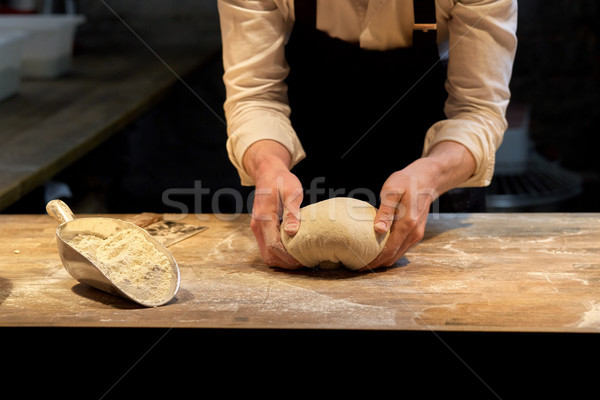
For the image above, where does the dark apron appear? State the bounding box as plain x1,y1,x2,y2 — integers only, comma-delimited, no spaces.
285,0,485,211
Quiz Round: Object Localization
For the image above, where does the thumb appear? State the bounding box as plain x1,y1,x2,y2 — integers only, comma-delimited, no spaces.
374,188,404,234
282,185,303,235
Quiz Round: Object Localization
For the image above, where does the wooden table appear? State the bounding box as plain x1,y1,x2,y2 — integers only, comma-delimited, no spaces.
2,212,599,397
2,212,599,332
0,47,214,211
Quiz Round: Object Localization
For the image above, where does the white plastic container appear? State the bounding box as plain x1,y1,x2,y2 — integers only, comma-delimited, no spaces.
0,14,85,78
0,31,26,101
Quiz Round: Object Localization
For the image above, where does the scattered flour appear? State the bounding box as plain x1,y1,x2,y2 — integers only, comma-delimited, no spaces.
577,301,600,329
68,228,173,304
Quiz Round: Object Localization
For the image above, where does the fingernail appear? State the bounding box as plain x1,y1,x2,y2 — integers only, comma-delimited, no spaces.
285,223,298,233
375,221,388,232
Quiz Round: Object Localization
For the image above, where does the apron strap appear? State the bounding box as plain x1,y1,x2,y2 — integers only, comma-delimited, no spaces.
413,0,437,47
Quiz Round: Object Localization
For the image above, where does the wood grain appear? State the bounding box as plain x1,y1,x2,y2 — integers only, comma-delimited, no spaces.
1,213,599,332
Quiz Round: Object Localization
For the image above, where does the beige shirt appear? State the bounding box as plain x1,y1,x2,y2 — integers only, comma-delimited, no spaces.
218,0,518,187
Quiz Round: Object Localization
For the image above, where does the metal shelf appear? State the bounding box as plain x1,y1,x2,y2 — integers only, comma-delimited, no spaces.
486,153,583,210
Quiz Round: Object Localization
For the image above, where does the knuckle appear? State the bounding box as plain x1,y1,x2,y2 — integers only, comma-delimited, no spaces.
413,224,426,240
379,207,395,217
400,215,419,230
380,247,404,267
250,218,261,233
283,209,299,222
263,243,280,262
265,239,284,256
378,245,396,263
380,197,399,209
408,232,425,248
263,254,277,266
380,186,404,200
251,210,274,224
394,205,407,220
284,185,303,201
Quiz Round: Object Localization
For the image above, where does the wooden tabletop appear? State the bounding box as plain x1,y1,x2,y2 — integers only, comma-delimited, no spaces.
0,47,214,211
1,212,600,332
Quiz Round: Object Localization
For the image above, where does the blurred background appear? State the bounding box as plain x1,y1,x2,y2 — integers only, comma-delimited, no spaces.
1,0,599,215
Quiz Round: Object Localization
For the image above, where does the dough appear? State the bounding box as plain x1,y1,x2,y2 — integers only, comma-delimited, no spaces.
281,197,389,270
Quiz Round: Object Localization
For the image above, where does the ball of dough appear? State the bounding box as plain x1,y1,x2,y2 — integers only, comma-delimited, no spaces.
281,197,389,270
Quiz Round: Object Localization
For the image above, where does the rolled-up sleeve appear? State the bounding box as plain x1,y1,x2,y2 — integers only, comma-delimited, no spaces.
218,0,306,186
422,0,518,187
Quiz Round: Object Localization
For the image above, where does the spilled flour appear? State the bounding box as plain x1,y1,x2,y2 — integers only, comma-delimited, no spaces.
68,228,173,305
577,301,600,329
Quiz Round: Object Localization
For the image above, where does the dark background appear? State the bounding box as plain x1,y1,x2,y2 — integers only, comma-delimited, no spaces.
3,0,600,215
1,2,599,396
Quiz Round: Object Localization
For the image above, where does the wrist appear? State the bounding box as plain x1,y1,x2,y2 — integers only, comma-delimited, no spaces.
243,140,292,180
424,141,476,194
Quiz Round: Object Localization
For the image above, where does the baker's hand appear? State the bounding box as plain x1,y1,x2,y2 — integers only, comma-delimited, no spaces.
244,140,304,269
363,159,438,269
361,141,477,270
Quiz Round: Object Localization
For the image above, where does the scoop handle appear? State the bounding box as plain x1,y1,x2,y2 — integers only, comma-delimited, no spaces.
46,199,75,224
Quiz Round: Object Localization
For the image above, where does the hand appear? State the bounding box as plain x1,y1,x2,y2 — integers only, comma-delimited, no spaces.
363,159,439,269
362,141,476,270
244,140,304,268
251,166,304,268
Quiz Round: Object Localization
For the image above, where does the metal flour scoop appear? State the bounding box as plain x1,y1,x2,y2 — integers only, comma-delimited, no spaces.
46,199,180,307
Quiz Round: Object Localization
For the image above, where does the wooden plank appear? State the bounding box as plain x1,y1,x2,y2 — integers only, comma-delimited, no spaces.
1,213,599,332
0,48,214,210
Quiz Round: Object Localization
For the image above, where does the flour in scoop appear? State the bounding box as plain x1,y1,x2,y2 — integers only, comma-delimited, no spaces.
68,228,173,304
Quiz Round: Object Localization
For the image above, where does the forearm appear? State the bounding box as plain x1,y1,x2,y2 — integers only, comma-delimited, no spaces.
219,0,305,186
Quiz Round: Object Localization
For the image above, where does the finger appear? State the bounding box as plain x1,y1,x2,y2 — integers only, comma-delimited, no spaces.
252,214,302,268
382,225,425,267
267,241,303,269
374,187,404,234
281,185,303,235
250,171,304,268
361,238,407,271
363,210,428,271
362,189,405,270
250,195,294,266
362,210,419,271
251,186,278,222
361,229,409,271
251,192,303,268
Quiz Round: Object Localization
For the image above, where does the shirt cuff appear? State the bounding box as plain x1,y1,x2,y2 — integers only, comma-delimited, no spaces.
226,111,306,186
422,118,502,188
